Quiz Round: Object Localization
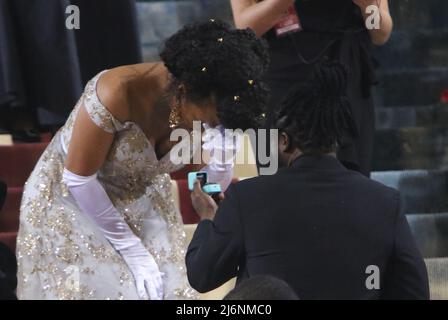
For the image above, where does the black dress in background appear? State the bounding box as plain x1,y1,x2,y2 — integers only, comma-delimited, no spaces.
0,0,141,125
264,0,377,176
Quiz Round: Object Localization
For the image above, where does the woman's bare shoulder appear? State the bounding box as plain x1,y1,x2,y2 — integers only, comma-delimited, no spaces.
96,63,166,122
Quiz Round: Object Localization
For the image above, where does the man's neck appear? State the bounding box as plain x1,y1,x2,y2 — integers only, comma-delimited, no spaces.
288,151,337,167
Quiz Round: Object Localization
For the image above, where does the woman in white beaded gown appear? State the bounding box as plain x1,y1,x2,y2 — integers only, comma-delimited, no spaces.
16,21,269,300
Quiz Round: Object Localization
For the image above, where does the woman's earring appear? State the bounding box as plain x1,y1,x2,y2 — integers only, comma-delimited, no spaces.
169,104,181,129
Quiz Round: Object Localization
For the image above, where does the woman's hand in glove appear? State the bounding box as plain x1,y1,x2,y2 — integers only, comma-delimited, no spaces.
120,241,164,300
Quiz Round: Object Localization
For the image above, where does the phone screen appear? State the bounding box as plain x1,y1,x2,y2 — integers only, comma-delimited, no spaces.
196,172,207,187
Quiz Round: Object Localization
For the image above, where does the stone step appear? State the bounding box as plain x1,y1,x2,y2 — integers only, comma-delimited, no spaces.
375,105,448,130
406,213,448,258
197,0,233,21
371,170,448,214
375,68,448,107
374,29,448,69
136,1,233,61
389,0,448,31
372,127,448,171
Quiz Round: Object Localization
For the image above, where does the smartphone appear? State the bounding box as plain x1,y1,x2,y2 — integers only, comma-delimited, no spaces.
202,183,222,195
188,172,208,191
188,172,222,196
205,183,223,203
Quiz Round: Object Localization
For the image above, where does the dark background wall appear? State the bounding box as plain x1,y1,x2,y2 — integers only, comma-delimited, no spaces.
373,0,448,171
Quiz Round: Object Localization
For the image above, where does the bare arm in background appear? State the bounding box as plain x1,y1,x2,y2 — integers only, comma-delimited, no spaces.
230,0,295,37
231,0,393,45
353,0,393,45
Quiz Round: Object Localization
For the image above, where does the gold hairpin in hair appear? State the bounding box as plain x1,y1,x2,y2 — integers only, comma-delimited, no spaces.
248,79,254,86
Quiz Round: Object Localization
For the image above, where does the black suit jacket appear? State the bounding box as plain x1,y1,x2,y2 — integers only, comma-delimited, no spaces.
186,155,430,299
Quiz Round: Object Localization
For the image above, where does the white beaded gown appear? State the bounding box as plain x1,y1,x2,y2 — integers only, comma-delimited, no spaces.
16,71,199,300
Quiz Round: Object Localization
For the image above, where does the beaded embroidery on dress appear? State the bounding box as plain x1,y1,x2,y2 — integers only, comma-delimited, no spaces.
16,71,199,300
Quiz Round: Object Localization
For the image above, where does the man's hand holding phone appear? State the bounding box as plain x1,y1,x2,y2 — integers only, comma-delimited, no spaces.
191,180,224,221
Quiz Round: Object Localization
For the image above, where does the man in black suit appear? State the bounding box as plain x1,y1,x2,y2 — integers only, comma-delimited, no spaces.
186,62,429,299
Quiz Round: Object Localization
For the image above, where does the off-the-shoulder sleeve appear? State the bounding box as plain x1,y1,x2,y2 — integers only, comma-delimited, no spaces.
82,71,124,134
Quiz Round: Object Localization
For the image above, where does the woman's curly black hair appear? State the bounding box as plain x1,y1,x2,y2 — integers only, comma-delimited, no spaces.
275,61,358,153
160,20,270,130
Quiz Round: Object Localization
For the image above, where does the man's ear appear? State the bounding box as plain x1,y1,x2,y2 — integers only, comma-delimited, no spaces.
279,131,291,153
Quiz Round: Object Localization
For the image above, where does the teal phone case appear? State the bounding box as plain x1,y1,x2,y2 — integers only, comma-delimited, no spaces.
202,183,222,194
188,171,207,191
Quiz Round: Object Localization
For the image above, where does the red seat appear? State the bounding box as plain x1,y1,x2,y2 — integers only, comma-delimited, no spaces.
40,132,52,143
176,179,200,224
0,187,22,232
0,143,48,187
170,164,195,181
0,231,17,252
175,178,240,224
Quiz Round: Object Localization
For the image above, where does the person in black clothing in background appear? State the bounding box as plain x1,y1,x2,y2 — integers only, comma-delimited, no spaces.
0,180,17,300
231,0,393,176
186,62,429,300
0,242,17,300
0,180,6,211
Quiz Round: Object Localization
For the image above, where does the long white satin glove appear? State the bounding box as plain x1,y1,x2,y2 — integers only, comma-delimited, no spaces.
62,168,164,300
119,242,163,300
202,124,241,192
